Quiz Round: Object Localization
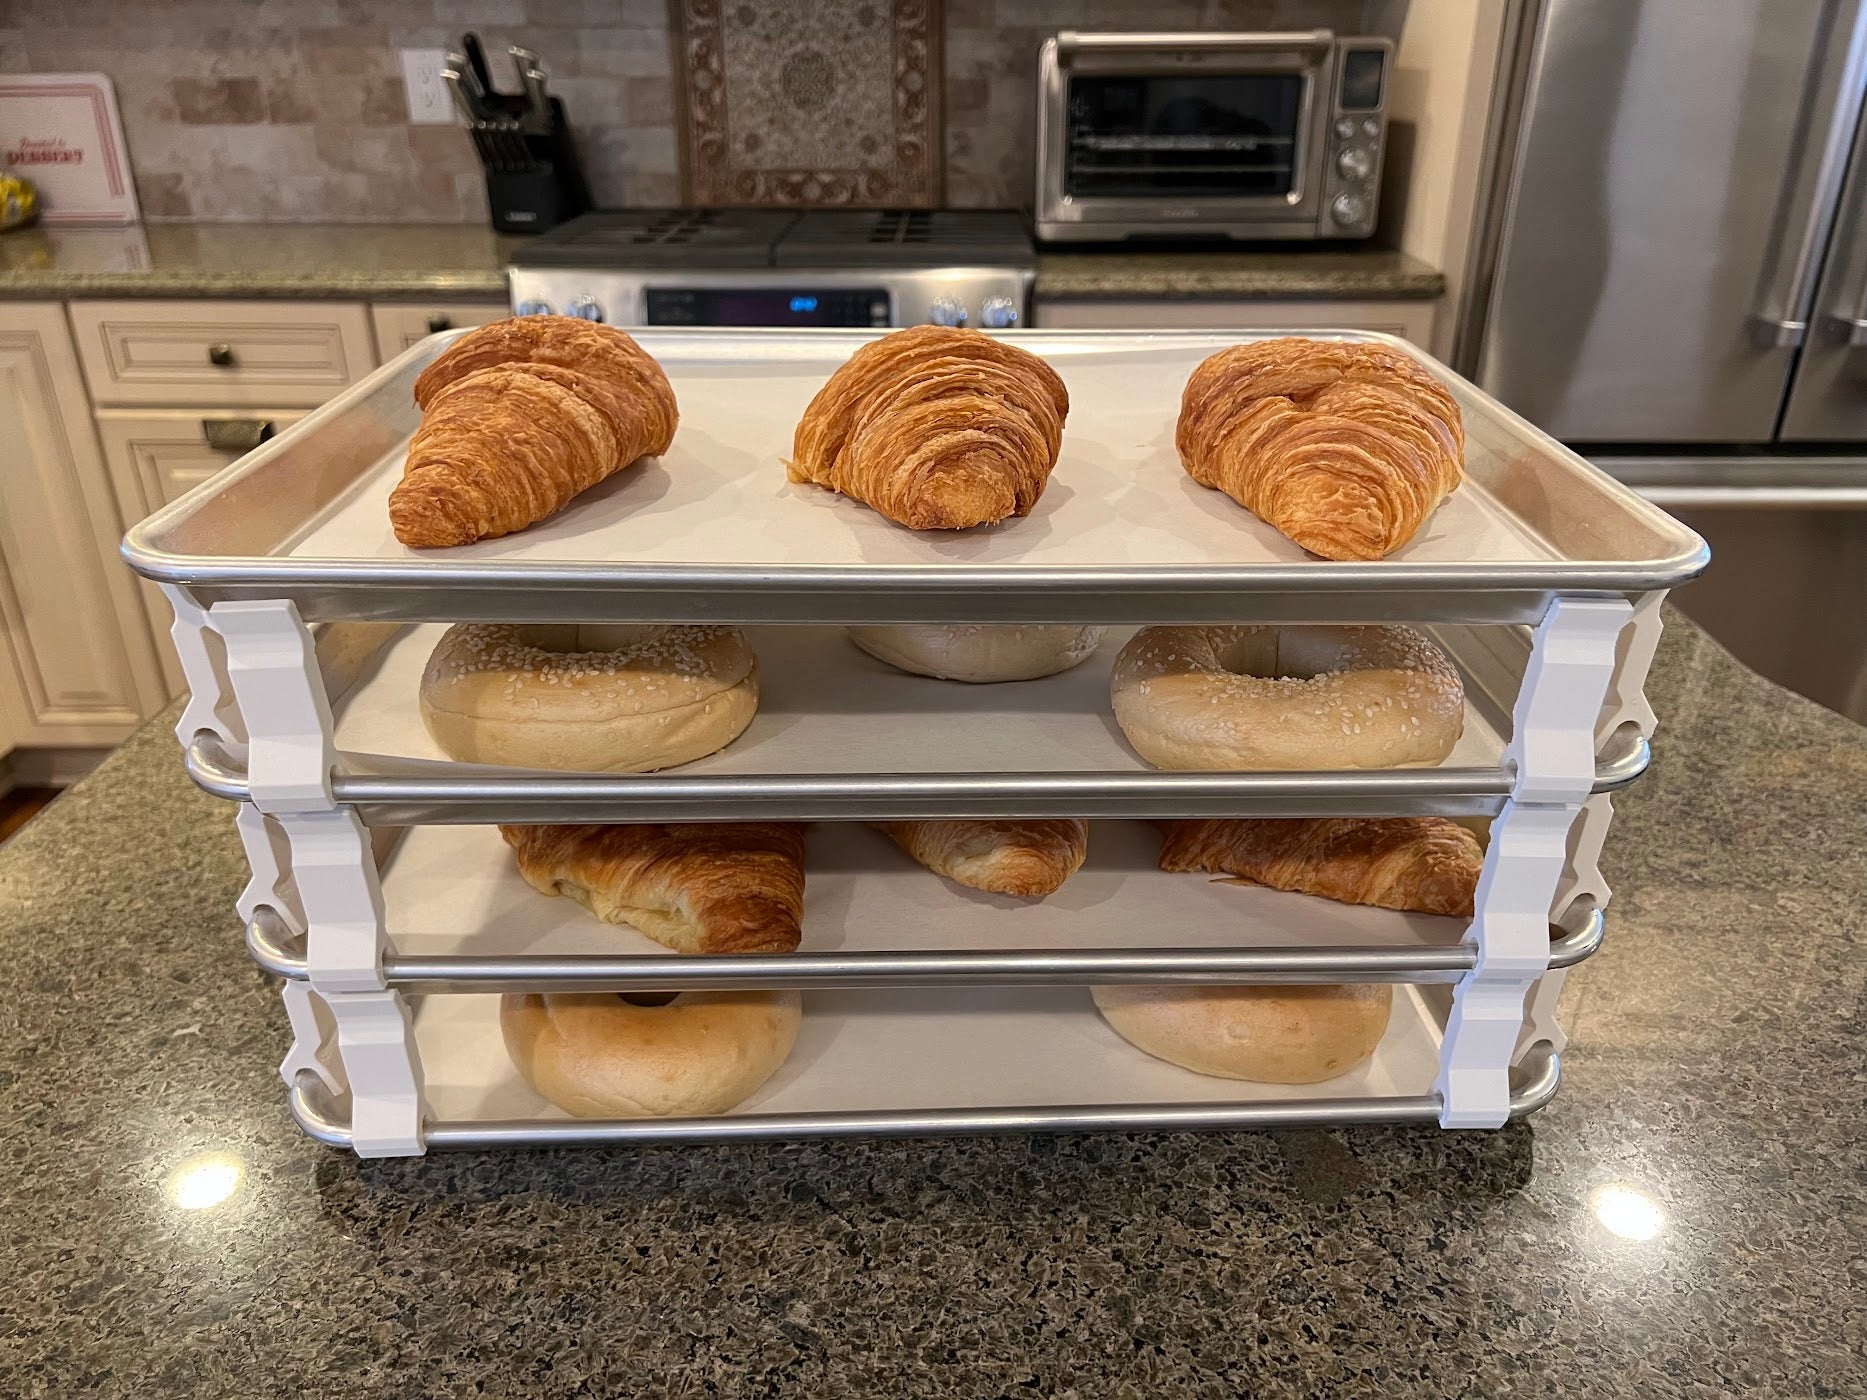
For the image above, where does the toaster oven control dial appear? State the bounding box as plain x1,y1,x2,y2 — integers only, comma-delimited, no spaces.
1335,146,1374,181
928,296,969,327
515,298,554,316
980,295,1018,329
567,296,604,322
1330,193,1370,228
1334,116,1358,140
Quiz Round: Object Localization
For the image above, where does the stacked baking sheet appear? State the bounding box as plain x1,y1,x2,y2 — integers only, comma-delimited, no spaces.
126,328,1706,1155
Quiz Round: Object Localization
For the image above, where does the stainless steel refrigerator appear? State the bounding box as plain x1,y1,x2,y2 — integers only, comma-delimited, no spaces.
1458,0,1867,723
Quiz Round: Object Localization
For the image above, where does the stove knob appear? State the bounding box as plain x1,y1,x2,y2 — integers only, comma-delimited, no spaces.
567,296,605,323
980,295,1019,329
1335,146,1373,181
928,296,969,328
1330,193,1369,227
515,298,554,316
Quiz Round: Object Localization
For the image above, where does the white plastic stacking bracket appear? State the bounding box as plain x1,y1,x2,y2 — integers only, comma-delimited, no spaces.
210,598,336,812
1598,590,1667,747
1437,596,1631,1128
235,804,305,943
279,979,344,1097
265,805,421,1156
279,981,425,1158
161,585,246,753
1504,596,1636,806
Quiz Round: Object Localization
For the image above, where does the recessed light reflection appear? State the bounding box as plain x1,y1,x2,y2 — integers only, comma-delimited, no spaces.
165,1151,246,1210
1591,1183,1664,1241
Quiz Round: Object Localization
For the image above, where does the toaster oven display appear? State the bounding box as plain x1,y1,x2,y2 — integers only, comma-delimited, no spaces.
1340,48,1386,111
1064,74,1302,198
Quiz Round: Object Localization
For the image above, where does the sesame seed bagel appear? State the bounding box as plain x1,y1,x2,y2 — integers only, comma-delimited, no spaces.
1109,624,1463,770
419,623,758,773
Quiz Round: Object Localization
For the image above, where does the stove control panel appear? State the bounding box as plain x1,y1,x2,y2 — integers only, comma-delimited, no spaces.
645,287,890,328
508,268,1034,331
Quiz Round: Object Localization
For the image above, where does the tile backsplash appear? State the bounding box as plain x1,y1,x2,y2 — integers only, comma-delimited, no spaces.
0,0,1401,222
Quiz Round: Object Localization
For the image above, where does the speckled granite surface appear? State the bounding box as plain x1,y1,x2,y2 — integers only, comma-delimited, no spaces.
0,612,1860,1398
0,222,1440,304
0,224,515,300
1035,248,1443,301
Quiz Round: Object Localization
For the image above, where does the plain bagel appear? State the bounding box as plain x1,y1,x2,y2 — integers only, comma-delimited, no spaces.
419,623,758,772
1110,624,1463,770
501,989,802,1117
848,624,1108,682
1092,983,1393,1084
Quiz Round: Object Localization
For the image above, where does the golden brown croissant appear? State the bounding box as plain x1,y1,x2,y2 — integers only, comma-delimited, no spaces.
1156,817,1482,918
875,819,1088,897
414,315,677,450
391,317,678,548
789,324,1069,529
1176,338,1464,560
501,822,806,954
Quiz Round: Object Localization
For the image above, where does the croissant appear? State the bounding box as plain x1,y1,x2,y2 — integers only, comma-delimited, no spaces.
391,317,678,548
789,324,1069,529
501,822,806,954
875,819,1088,897
1176,338,1464,560
1156,817,1482,918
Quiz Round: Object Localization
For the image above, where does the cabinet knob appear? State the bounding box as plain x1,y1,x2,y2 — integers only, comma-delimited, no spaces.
426,313,453,333
207,343,236,367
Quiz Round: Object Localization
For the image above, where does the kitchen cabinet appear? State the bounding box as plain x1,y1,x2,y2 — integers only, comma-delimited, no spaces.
1034,297,1437,345
0,304,167,749
96,407,308,697
67,299,376,408
370,301,507,358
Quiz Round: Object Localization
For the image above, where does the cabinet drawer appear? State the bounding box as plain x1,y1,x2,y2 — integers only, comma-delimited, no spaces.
370,301,508,358
97,408,308,697
68,299,377,408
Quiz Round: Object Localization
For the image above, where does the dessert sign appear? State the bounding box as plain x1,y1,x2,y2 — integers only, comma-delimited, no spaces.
0,73,140,224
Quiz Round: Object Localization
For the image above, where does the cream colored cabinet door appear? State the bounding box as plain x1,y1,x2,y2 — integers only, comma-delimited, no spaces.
1034,297,1439,345
67,299,377,408
370,301,508,359
97,408,307,697
0,304,168,747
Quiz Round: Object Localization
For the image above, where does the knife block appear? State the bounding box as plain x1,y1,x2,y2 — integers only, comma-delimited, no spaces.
472,97,590,235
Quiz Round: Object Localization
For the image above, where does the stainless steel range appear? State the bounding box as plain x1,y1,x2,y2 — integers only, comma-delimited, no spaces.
506,208,1035,330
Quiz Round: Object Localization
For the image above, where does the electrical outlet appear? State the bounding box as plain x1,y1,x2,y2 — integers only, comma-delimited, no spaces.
399,48,455,125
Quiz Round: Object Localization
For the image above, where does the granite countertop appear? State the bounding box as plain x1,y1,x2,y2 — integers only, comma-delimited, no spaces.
0,223,516,300
3,611,1858,1397
0,221,1442,303
1034,247,1443,300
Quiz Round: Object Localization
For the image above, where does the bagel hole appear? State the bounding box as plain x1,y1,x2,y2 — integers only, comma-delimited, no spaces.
520,623,664,654
616,991,681,1007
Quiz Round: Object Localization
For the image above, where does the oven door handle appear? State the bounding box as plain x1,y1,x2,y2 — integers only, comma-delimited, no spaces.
1055,30,1334,58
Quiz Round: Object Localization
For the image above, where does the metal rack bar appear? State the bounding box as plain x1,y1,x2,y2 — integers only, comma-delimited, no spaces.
246,904,1605,990
186,732,1650,823
287,1048,1561,1150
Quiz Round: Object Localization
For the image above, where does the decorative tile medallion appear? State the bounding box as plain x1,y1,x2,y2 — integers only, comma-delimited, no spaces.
673,0,942,207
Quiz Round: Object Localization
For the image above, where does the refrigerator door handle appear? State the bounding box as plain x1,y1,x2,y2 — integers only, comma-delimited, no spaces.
1750,0,1867,349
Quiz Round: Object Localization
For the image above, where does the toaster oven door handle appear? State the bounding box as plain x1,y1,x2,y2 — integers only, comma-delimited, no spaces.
1055,29,1334,57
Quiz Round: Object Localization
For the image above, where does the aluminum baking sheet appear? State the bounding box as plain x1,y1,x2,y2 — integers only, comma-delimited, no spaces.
331,623,1515,779
376,820,1468,962
409,982,1447,1124
124,328,1709,625
186,620,1650,820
